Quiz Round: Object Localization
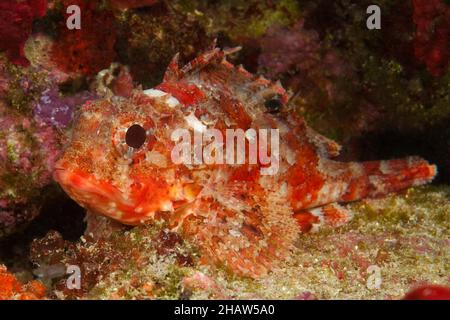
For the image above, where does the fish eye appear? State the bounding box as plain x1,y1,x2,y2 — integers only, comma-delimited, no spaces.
125,124,147,149
264,97,283,113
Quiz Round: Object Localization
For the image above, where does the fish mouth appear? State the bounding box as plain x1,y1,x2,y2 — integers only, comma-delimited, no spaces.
53,165,148,225
53,162,181,225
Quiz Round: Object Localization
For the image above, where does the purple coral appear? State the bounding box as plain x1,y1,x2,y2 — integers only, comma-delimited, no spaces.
258,20,353,101
258,20,322,79
33,87,96,129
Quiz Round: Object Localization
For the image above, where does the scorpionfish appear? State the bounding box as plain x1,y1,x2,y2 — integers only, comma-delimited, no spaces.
54,46,437,278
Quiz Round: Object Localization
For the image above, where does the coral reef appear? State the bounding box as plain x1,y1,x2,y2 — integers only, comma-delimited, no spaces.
174,0,301,41
0,101,61,238
30,223,197,299
21,186,449,299
114,1,212,88
33,85,96,129
0,56,49,115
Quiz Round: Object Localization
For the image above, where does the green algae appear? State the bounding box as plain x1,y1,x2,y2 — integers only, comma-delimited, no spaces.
2,58,48,116
0,172,41,201
6,142,18,163
174,0,301,40
114,5,211,88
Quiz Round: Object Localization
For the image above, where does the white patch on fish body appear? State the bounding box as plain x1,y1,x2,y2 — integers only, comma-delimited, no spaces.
143,89,180,108
184,113,207,133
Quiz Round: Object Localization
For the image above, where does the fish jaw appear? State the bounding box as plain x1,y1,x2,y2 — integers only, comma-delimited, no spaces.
53,160,198,225
54,162,176,225
53,166,140,224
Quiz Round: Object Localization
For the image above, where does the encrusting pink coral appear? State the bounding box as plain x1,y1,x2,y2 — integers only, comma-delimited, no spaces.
257,19,353,105
0,100,61,238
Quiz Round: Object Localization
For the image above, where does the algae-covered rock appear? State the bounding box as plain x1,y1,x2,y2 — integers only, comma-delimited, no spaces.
30,221,199,299
114,1,212,88
27,186,449,300
0,101,61,239
188,186,450,300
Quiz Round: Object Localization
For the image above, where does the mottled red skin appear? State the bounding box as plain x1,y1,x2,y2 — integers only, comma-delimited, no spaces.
55,47,437,278
0,0,48,66
156,82,206,107
112,67,134,98
404,285,450,300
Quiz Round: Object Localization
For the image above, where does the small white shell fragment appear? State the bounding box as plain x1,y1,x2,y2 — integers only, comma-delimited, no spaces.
143,89,180,108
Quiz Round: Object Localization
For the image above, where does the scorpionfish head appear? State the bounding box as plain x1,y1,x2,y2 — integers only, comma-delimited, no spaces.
54,92,197,225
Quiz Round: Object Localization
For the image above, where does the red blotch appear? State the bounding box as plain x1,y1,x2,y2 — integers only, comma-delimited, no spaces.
156,81,205,107
51,0,116,76
293,211,320,233
229,165,260,182
219,93,252,129
341,178,366,202
404,285,450,300
286,135,324,207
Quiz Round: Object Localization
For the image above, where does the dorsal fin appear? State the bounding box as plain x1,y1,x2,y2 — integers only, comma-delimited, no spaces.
160,44,290,109
162,42,242,82
163,53,181,82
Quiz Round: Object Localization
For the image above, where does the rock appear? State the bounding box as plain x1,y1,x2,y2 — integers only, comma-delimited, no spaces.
0,101,61,238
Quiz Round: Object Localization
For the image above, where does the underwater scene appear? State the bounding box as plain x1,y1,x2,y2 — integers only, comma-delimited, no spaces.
0,0,449,301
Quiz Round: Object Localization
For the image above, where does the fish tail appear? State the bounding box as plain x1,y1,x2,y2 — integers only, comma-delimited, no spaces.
341,156,437,202
293,157,436,233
